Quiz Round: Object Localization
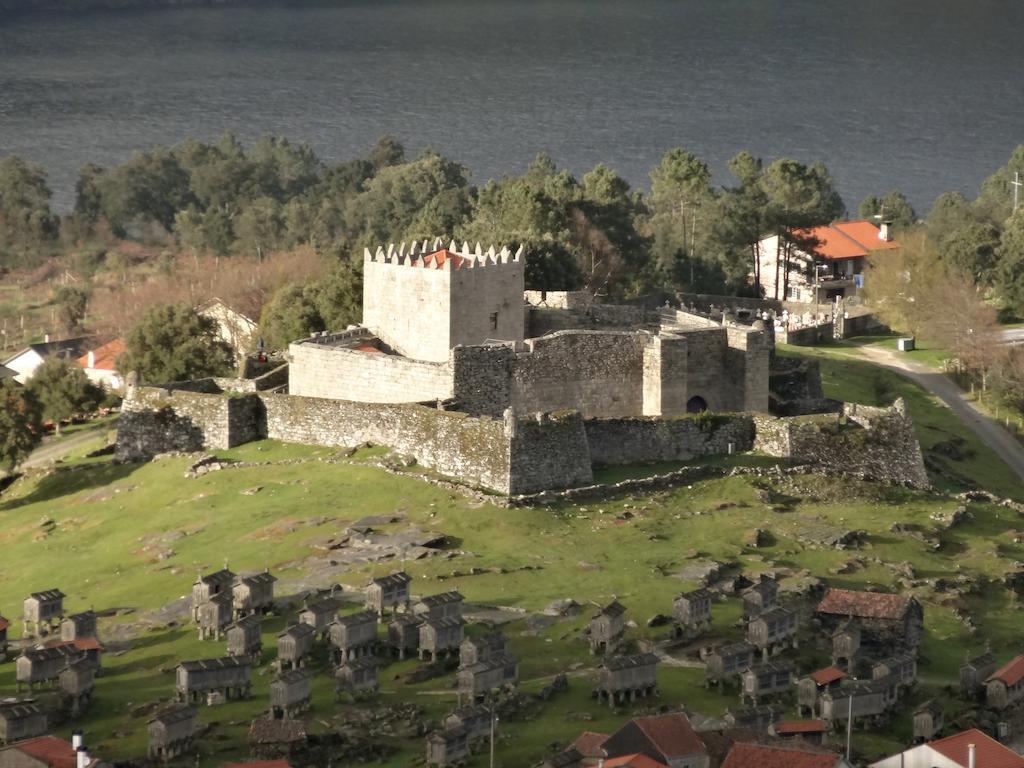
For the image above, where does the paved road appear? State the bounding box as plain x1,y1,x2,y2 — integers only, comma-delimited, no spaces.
1000,327,1024,345
20,422,116,470
853,344,1024,484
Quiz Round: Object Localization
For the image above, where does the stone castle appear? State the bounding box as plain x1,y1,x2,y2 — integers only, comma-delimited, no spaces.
116,239,929,496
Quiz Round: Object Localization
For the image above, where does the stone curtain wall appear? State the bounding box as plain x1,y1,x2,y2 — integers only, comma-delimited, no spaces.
450,344,515,417
509,411,593,494
585,415,756,465
526,304,660,337
117,386,237,459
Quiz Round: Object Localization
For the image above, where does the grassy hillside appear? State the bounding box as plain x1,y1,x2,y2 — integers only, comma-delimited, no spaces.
0,353,1021,766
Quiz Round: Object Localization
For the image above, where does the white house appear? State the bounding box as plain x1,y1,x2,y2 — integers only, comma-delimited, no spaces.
76,338,125,390
2,336,93,384
869,728,1024,768
753,220,899,304
196,298,258,362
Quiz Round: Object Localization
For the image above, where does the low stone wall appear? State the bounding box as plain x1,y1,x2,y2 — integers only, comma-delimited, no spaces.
777,322,834,346
509,411,593,494
584,414,755,465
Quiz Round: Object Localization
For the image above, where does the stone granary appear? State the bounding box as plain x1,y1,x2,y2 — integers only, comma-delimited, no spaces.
871,653,917,690
328,610,379,662
276,624,315,670
985,655,1024,710
418,616,464,662
411,591,464,622
458,652,519,700
388,614,421,660
59,657,96,717
226,614,263,662
724,704,780,731
672,588,712,639
704,641,756,686
741,575,779,620
0,701,47,746
270,668,312,720
192,569,235,622
797,666,846,716
46,637,103,671
819,677,898,725
248,717,308,762
425,727,469,767
148,705,197,762
912,700,944,742
16,645,84,691
175,656,252,705
197,592,233,640
366,571,412,616
23,589,65,637
588,600,626,655
831,620,861,668
60,611,97,642
233,571,277,618
771,719,829,745
334,656,380,697
595,653,659,708
0,616,9,657
442,705,491,745
746,606,798,658
298,595,341,638
815,588,923,654
460,632,508,668
959,651,996,698
741,660,793,704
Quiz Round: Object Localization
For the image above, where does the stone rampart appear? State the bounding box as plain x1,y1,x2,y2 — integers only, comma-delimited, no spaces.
584,414,756,465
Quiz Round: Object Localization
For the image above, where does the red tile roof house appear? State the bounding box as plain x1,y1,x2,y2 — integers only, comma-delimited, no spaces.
0,735,107,768
721,742,851,768
815,588,923,653
600,713,709,768
753,219,900,303
985,655,1024,710
770,720,829,746
604,755,670,768
76,338,125,391
869,728,1024,768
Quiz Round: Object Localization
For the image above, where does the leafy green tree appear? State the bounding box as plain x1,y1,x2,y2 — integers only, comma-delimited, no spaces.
975,144,1024,224
52,285,89,332
927,192,975,245
259,284,325,350
312,257,364,333
120,304,235,383
858,190,916,227
0,155,58,255
26,357,103,434
0,380,42,471
234,197,285,260
368,135,406,171
938,221,1001,284
91,148,193,233
996,211,1024,315
645,148,714,287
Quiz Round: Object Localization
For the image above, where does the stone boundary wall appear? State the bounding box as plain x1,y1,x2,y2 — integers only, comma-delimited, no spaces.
509,411,593,494
584,415,756,465
526,304,660,337
777,322,834,346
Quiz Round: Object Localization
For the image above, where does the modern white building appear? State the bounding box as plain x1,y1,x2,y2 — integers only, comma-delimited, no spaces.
76,338,125,390
2,337,93,384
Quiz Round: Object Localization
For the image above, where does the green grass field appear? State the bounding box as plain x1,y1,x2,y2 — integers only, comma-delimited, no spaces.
0,352,1021,766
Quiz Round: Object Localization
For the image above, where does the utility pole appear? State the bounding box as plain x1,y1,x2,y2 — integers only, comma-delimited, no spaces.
1012,171,1022,212
845,688,854,761
490,705,498,768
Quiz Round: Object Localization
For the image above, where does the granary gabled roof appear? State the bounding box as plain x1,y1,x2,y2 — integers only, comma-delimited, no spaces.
279,623,316,639
237,571,277,587
596,599,626,618
0,700,44,719
148,704,196,726
421,615,465,630
987,655,1024,687
44,637,103,652
28,588,65,602
746,659,793,675
178,656,250,672
816,587,913,620
604,653,659,672
964,650,995,669
334,609,378,627
462,651,517,675
196,569,235,586
416,591,464,607
872,651,915,670
427,725,467,744
336,655,379,673
710,641,755,658
302,596,342,614
23,644,83,662
446,703,491,722
273,667,313,686
676,588,711,602
370,571,412,588
390,613,422,628
752,605,795,623
913,699,943,717
65,610,96,622
546,748,586,768
928,728,1024,768
230,614,262,631
809,666,846,686
775,719,828,735
721,742,840,768
464,631,506,651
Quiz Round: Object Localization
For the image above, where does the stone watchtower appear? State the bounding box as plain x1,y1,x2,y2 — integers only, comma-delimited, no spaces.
362,238,525,363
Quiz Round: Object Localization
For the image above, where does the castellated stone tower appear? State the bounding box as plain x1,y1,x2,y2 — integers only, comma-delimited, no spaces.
362,238,526,363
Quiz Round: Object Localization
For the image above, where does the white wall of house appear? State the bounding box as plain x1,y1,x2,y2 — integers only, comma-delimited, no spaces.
870,745,964,768
3,349,45,384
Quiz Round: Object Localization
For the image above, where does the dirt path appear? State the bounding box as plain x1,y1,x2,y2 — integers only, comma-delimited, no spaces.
20,421,116,470
853,344,1024,483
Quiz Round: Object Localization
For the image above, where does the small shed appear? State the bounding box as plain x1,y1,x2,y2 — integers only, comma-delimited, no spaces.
704,641,756,686
797,666,846,717
298,596,341,637
270,668,312,720
23,588,65,637
595,653,658,708
442,704,491,744
912,699,944,742
148,704,197,762
198,592,233,640
233,571,276,618
425,727,469,767
458,652,519,699
277,623,316,670
985,655,1024,710
588,600,626,655
175,656,252,705
192,568,236,621
741,660,793,704
388,614,422,660
460,632,507,668
959,651,996,698
418,616,465,662
0,701,48,746
411,591,464,622
747,606,798,658
329,610,379,662
741,575,779,619
673,588,712,638
227,614,263,662
60,611,98,642
335,656,380,697
366,571,412,616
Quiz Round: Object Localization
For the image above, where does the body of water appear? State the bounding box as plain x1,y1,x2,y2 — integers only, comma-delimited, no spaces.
1,0,1022,213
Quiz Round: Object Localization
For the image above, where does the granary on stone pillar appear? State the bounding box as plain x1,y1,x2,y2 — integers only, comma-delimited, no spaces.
328,610,378,663
192,569,235,622
269,668,312,720
411,591,464,622
334,656,380,698
148,704,197,762
418,616,464,662
741,575,779,620
233,571,276,618
594,653,659,708
197,592,233,641
226,614,263,662
672,588,712,639
588,600,626,655
388,614,421,660
365,571,412,616
276,624,315,671
60,611,98,642
0,701,48,746
23,589,65,638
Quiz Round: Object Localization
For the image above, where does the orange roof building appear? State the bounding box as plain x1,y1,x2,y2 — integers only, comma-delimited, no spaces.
77,338,125,390
869,728,1024,768
722,742,845,768
985,655,1024,709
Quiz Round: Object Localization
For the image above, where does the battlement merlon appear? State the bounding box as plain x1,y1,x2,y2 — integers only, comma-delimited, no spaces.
363,239,525,270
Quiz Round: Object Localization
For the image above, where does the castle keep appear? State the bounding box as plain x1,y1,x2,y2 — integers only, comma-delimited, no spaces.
116,239,929,495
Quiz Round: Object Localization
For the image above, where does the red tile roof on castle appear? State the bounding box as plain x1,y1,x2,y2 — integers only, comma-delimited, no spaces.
987,655,1024,687
76,338,125,371
816,588,911,620
928,728,1024,768
789,220,900,261
809,666,845,686
420,248,470,269
604,755,669,768
570,730,609,757
721,742,840,768
3,736,92,768
775,720,828,735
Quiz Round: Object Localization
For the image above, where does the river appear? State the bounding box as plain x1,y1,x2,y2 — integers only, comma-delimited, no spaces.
1,0,1022,213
